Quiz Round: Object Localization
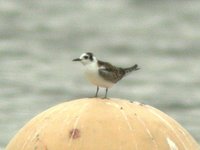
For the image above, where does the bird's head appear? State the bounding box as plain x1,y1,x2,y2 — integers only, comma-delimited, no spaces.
73,52,97,65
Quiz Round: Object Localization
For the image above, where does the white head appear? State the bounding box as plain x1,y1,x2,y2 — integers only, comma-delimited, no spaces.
73,52,97,65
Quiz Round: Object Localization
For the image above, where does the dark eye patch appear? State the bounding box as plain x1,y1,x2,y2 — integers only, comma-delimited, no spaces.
84,56,89,59
86,52,93,61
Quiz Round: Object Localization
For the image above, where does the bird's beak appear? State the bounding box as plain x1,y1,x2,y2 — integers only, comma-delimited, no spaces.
73,58,81,61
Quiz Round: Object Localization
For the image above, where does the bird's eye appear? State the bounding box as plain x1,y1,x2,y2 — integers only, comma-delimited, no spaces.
84,56,88,59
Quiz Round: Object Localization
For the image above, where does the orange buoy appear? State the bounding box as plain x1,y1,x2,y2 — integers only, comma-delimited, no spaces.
6,98,200,150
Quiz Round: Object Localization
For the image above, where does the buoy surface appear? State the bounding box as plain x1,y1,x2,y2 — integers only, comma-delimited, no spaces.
6,98,200,150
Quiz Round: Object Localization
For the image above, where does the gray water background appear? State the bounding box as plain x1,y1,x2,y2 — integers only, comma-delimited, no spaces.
0,0,200,148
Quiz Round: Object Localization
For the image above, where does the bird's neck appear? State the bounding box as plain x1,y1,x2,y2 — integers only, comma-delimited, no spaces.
85,61,98,71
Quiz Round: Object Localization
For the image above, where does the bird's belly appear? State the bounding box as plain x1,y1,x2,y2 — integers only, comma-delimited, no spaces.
84,70,113,88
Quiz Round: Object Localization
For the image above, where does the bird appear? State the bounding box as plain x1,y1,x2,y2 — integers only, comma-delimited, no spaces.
73,52,140,99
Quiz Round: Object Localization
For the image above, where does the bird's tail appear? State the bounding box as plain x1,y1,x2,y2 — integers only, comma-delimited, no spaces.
124,64,140,75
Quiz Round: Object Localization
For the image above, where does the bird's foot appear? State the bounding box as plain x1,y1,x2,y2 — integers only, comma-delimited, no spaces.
102,97,109,100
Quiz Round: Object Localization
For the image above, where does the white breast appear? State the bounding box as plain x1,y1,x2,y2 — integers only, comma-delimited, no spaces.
84,62,114,88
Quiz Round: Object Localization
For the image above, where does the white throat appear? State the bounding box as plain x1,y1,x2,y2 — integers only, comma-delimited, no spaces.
84,60,98,72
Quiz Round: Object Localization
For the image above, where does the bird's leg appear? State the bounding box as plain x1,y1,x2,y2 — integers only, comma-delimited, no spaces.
95,86,99,97
103,88,108,99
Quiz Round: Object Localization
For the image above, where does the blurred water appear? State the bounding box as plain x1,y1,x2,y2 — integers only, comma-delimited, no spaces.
0,0,200,148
